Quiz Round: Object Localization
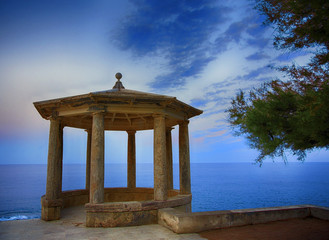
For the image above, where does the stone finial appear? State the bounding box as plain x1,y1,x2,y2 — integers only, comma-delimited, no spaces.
113,72,125,90
115,72,122,80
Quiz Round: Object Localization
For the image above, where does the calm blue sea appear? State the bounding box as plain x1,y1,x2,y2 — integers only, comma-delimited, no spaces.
0,163,329,221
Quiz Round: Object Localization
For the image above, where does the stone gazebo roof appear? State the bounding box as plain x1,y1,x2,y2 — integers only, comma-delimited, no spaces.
34,73,202,131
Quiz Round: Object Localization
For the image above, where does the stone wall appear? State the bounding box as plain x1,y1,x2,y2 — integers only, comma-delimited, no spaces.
85,192,191,227
158,205,329,234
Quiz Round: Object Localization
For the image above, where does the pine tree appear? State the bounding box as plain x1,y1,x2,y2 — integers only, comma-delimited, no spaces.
227,0,329,163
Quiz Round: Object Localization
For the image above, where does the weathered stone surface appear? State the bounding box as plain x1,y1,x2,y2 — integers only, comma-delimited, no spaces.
90,112,105,204
41,195,63,207
166,128,173,190
42,118,63,221
0,216,207,240
85,193,191,213
86,210,158,227
52,188,185,210
61,189,89,207
153,115,168,201
173,203,191,213
127,130,136,188
158,205,318,234
85,190,191,227
310,205,329,221
41,206,61,221
33,86,203,131
41,196,62,220
85,130,91,190
46,118,63,201
179,121,191,194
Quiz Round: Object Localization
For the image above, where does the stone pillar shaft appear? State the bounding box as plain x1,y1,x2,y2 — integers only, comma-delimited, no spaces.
179,121,191,194
127,131,136,188
42,118,63,221
166,128,173,190
59,125,63,193
90,112,105,204
46,118,63,200
86,130,92,190
153,115,167,201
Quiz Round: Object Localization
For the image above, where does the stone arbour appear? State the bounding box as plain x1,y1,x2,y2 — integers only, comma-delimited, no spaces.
34,74,202,222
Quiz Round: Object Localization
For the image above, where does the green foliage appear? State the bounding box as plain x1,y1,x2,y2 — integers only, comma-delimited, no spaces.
227,0,329,163
255,0,329,66
228,76,329,164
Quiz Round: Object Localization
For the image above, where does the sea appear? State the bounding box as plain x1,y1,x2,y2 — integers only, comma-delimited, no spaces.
0,162,329,221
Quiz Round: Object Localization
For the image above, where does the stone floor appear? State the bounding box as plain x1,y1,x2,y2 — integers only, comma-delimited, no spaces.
1,206,329,240
0,206,205,240
0,220,208,240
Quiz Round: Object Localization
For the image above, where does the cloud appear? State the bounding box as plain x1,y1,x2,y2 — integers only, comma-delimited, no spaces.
112,0,276,105
224,20,246,43
213,13,270,50
237,65,274,82
275,51,310,62
113,0,232,89
194,129,226,144
246,51,270,61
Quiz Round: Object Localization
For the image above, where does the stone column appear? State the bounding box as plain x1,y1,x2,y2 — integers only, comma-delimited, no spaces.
89,112,105,204
179,121,191,194
85,129,92,190
166,127,173,190
42,117,63,221
153,114,167,201
127,130,136,188
59,125,63,193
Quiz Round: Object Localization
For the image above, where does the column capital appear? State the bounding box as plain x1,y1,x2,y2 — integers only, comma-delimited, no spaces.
126,130,136,135
152,113,166,119
48,115,62,122
47,110,59,120
92,111,106,116
166,127,174,132
179,120,189,125
48,118,65,131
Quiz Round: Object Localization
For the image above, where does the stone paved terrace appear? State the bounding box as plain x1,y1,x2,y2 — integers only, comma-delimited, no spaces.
0,206,205,240
1,206,329,240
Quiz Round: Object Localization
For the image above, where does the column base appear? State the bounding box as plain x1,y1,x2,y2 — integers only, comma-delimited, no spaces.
41,206,61,221
41,196,63,221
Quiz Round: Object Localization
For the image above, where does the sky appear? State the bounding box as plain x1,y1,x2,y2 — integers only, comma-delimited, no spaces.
0,0,328,164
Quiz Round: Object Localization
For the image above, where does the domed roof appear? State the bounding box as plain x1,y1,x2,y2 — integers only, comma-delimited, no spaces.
34,73,202,131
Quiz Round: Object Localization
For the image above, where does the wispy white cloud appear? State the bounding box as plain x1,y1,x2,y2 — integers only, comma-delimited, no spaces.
112,0,234,89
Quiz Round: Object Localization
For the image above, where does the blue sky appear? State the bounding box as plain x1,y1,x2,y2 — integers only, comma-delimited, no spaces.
0,0,328,164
